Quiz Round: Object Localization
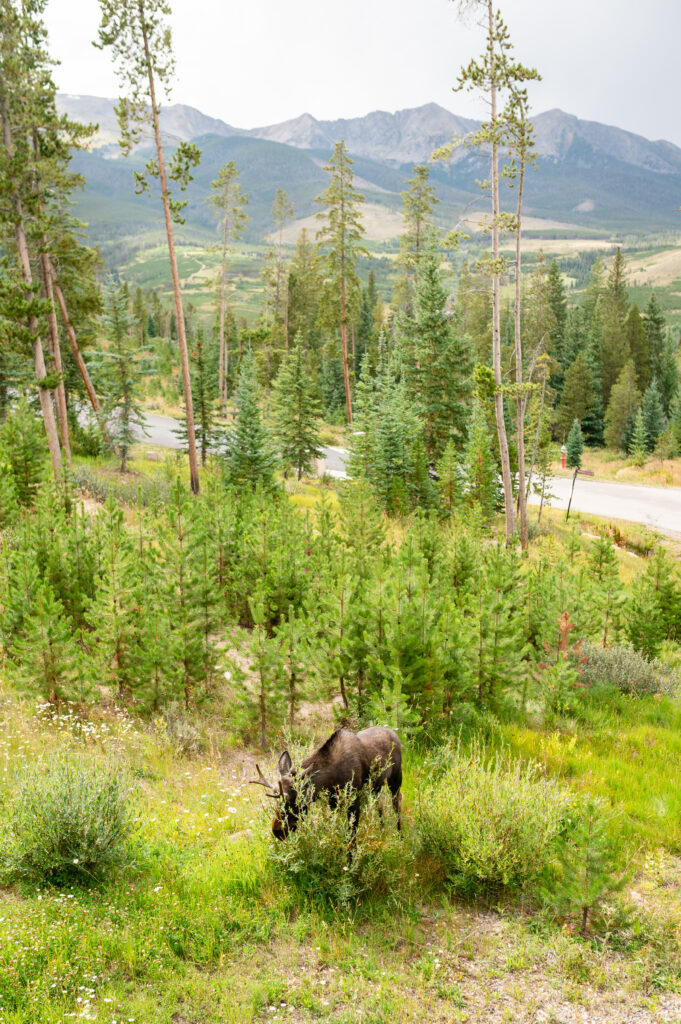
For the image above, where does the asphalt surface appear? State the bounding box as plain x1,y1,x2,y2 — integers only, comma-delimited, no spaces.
136,414,681,537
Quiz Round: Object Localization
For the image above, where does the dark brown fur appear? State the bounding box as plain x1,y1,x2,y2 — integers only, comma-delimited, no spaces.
255,727,402,840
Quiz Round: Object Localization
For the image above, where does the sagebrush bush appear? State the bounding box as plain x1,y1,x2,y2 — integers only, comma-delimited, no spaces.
6,755,136,883
578,640,677,696
414,742,572,897
267,781,411,911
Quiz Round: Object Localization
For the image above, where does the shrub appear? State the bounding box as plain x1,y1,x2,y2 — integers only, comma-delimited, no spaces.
267,780,411,912
577,640,678,696
414,742,572,898
5,755,136,883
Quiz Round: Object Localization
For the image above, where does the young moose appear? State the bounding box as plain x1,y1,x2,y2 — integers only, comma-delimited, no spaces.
250,727,402,840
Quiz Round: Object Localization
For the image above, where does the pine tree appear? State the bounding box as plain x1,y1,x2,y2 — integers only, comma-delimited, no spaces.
401,236,471,459
555,353,594,440
207,161,249,409
315,141,367,423
600,248,629,406
644,293,666,387
97,0,202,492
546,258,567,365
463,401,499,521
271,188,294,325
444,0,539,543
625,305,649,391
542,799,624,935
628,409,647,466
173,328,219,465
641,379,665,453
394,163,439,309
436,440,463,515
271,335,323,480
11,584,82,704
604,361,639,451
96,280,148,472
657,329,679,416
224,351,277,490
286,229,323,349
0,399,47,506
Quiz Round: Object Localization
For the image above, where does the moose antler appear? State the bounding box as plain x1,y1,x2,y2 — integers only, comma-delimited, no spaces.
249,764,281,798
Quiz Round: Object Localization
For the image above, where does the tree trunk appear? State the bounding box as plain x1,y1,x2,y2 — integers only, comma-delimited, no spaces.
40,254,71,465
48,262,109,441
565,466,579,521
488,0,514,542
340,261,353,424
514,157,527,550
218,212,228,411
140,4,200,494
0,94,61,480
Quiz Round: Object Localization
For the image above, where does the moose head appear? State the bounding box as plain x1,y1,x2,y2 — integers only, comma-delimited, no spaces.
250,751,304,840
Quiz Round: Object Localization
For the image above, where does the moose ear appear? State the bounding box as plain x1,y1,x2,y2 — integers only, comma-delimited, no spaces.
278,750,293,775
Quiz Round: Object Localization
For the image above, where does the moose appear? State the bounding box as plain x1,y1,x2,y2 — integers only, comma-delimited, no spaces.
250,727,402,840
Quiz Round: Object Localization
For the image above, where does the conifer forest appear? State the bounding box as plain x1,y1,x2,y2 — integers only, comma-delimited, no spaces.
2,0,681,1021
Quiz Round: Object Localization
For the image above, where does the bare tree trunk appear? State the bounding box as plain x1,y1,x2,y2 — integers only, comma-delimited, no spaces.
40,254,71,465
340,257,353,424
0,95,61,479
217,212,228,411
514,159,527,550
140,5,200,494
488,0,514,542
48,263,108,438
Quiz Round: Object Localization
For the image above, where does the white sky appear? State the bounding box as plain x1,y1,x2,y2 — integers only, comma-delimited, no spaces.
44,0,681,144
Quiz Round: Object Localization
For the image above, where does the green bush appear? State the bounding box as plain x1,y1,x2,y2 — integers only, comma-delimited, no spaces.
267,780,410,912
5,755,137,883
414,742,572,897
578,640,678,696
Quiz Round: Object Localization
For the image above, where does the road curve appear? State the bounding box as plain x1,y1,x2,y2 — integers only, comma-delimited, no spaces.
135,415,681,537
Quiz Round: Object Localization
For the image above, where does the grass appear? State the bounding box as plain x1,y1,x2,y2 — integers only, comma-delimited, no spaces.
554,448,681,488
2,681,681,1022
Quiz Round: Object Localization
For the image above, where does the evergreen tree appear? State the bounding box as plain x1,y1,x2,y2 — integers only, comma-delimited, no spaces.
657,329,679,416
546,258,567,365
0,399,47,506
600,248,629,406
402,236,471,459
604,360,639,451
271,188,294,324
207,161,249,409
286,229,323,349
555,353,594,440
628,409,647,466
174,328,219,465
641,379,665,452
436,440,463,515
394,163,438,309
224,351,277,490
644,293,666,387
315,141,367,423
271,335,323,480
97,0,202,492
542,799,624,935
11,584,82,704
96,280,148,472
625,305,648,391
463,400,499,521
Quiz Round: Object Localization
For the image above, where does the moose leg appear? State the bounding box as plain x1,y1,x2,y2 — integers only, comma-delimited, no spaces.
392,790,402,832
347,795,361,836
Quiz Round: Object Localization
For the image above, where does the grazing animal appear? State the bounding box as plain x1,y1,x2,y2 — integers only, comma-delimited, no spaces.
250,727,402,840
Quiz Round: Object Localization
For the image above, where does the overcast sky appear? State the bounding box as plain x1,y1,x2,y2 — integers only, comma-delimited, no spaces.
44,0,681,144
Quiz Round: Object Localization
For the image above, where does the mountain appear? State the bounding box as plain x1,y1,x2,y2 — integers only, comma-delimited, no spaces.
58,94,681,257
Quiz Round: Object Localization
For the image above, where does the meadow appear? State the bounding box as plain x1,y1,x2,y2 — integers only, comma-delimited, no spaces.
2,445,681,1024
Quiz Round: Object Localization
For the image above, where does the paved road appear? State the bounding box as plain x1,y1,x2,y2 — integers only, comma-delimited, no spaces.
136,415,681,537
528,476,681,538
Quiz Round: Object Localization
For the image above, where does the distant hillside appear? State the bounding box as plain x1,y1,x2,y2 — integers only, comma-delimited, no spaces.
59,95,681,260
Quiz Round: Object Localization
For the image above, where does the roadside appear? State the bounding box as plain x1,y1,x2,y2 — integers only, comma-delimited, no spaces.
553,449,681,488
